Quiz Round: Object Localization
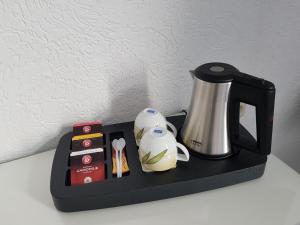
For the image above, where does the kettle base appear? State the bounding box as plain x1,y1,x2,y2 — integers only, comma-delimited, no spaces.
178,129,243,160
187,149,234,160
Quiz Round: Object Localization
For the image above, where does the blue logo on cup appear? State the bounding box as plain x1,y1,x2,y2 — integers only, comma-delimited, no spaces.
154,128,163,134
152,127,166,137
146,108,157,114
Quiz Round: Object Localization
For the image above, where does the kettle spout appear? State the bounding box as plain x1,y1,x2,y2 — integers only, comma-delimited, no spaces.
189,70,195,79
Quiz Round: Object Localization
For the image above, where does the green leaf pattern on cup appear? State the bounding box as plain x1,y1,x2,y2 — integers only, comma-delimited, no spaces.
143,149,168,165
141,152,151,164
136,127,144,142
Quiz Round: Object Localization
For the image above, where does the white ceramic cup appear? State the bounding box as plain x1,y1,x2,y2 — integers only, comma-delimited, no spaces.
134,108,177,146
139,127,189,172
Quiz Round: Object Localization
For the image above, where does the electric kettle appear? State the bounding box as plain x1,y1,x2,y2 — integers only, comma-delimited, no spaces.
180,62,275,158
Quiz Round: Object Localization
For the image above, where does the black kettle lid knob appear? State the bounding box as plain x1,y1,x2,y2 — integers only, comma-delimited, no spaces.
194,62,239,83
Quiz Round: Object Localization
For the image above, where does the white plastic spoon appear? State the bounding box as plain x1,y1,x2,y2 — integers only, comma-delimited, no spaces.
112,139,120,177
116,138,126,178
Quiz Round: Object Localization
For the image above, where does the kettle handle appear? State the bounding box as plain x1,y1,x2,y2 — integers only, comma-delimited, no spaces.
228,72,275,155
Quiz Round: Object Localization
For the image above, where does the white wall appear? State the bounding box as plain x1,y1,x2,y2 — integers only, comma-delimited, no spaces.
0,1,299,172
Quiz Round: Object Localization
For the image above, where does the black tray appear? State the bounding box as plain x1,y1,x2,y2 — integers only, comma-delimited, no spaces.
50,115,267,212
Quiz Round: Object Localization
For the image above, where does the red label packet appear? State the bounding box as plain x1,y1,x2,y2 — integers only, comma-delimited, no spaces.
73,121,102,136
70,148,105,185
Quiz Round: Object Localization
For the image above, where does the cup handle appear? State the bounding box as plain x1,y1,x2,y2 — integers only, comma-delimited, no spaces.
166,121,177,138
176,142,190,162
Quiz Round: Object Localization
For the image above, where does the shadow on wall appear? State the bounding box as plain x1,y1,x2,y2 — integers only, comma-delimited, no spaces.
274,90,300,172
284,91,300,130
105,71,150,124
17,70,150,161
2,125,72,164
41,126,70,151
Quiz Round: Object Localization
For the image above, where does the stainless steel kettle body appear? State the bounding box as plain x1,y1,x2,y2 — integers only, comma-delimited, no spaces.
180,62,276,158
180,76,232,157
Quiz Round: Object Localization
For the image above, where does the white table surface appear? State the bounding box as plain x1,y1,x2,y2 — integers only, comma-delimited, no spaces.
0,151,299,225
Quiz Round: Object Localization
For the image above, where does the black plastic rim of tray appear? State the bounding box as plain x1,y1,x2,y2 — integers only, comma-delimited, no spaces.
50,115,267,212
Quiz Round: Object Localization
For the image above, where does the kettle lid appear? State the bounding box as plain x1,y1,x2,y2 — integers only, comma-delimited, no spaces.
194,62,239,83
